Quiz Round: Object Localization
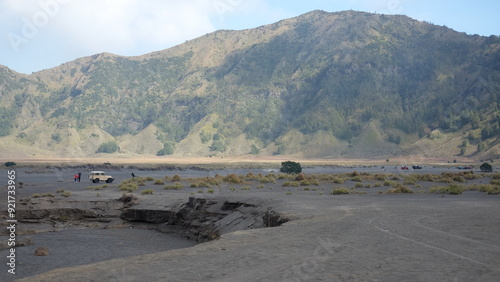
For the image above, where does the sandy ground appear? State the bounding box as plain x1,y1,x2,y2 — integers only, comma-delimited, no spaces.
1,164,499,281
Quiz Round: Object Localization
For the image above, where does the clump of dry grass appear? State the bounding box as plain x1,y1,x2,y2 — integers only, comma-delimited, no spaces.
331,187,351,195
470,184,500,195
429,184,464,195
283,181,299,187
223,174,243,184
387,184,413,194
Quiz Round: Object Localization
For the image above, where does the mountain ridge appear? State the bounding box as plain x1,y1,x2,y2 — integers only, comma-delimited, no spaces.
1,10,499,160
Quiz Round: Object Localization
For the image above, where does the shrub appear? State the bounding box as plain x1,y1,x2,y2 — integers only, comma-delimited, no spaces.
96,141,119,153
4,161,16,167
351,176,363,182
480,162,493,172
280,161,302,174
439,177,454,183
141,189,154,195
154,179,164,185
171,174,181,182
60,191,71,197
310,179,320,186
223,174,243,184
354,183,364,188
302,180,315,186
282,181,299,187
295,173,306,181
156,143,174,156
404,179,417,185
484,186,500,195
387,184,413,194
420,174,437,182
331,188,350,195
119,183,138,192
430,184,464,195
490,179,500,185
259,177,275,184
196,182,211,188
203,177,220,186
332,176,345,184
383,180,394,187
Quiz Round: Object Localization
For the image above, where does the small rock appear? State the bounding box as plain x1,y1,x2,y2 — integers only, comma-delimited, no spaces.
35,246,49,256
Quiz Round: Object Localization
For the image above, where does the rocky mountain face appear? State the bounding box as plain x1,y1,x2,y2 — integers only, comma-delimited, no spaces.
1,10,499,159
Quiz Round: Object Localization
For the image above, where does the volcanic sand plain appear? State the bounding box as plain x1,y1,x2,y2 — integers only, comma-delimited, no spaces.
1,160,499,282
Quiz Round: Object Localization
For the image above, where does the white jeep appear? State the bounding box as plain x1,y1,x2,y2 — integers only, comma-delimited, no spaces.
89,171,114,183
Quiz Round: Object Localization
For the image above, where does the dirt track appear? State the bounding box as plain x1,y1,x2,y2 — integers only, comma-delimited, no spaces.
1,166,500,281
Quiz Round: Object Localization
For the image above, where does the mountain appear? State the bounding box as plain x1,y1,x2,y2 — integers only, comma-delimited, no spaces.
1,10,499,160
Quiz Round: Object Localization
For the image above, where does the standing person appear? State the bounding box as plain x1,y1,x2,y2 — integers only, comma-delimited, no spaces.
78,172,82,182
74,174,78,182
131,172,135,178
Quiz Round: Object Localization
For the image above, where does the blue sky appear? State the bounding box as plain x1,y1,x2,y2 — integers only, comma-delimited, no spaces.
1,0,499,74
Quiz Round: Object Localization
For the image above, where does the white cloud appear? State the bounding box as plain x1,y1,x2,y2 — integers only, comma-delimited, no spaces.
51,0,217,55
1,0,219,62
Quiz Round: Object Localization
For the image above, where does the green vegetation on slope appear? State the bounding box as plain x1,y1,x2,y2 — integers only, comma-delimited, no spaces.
0,10,499,158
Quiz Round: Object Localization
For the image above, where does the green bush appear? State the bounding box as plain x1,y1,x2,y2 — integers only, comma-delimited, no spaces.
280,161,302,174
96,141,119,153
4,161,16,167
157,143,174,156
51,133,62,143
480,162,493,172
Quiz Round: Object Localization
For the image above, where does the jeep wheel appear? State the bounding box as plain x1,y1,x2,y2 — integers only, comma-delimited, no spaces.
106,179,113,183
94,179,100,184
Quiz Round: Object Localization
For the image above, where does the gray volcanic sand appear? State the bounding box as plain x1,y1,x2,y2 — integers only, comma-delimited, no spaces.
1,166,499,281
2,229,196,280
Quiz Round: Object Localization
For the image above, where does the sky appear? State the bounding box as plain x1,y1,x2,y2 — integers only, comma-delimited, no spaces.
1,0,499,74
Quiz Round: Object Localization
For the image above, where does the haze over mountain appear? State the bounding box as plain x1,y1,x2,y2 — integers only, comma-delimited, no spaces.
1,10,499,160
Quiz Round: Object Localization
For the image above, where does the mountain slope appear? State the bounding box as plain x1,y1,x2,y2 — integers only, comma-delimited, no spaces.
1,10,499,160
